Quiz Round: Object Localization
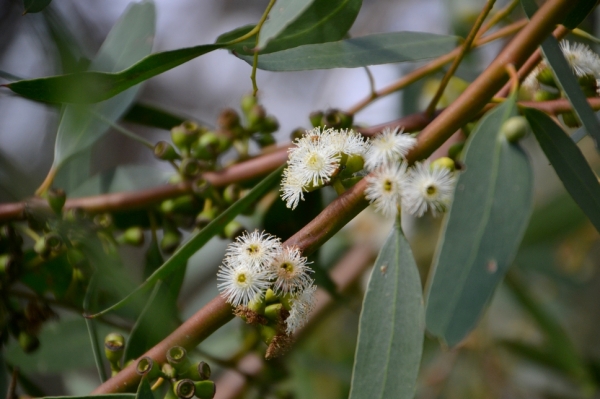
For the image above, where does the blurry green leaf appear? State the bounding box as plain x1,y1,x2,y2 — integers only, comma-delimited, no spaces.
561,0,598,30
5,364,46,397
123,103,187,130
349,224,424,399
571,109,600,143
241,32,458,71
522,0,600,148
90,166,284,317
524,107,600,233
84,276,108,383
144,234,164,278
218,0,362,55
425,94,533,347
22,0,52,14
41,396,135,399
5,319,115,373
51,1,155,170
54,149,92,194
258,0,316,49
21,251,72,299
136,378,153,399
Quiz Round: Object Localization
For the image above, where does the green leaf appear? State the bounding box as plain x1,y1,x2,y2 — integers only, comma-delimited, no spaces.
83,276,108,383
258,0,316,50
123,103,187,130
240,32,458,71
521,0,600,149
135,378,154,399
40,396,135,399
349,224,424,399
425,94,534,347
51,0,156,171
524,107,600,233
89,165,284,318
218,0,362,55
561,0,598,30
22,0,52,14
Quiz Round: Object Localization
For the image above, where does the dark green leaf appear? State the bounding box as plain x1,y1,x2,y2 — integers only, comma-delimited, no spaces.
136,378,154,399
561,0,598,30
522,0,600,148
20,252,72,299
52,0,155,170
84,276,108,383
349,224,424,399
524,107,600,233
22,0,52,14
241,32,458,71
258,0,316,49
90,166,284,317
123,103,187,130
425,94,534,347
218,0,362,55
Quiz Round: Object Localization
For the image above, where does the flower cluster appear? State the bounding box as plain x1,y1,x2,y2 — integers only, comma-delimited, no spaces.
216,230,317,337
559,41,600,78
280,126,456,218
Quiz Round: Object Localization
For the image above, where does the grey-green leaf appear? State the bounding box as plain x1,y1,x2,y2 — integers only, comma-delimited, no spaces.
258,0,316,50
524,107,600,233
521,0,600,149
52,0,155,169
349,224,424,399
425,94,534,347
242,32,458,71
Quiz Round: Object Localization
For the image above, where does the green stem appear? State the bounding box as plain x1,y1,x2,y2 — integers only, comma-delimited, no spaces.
331,179,346,195
250,0,277,96
223,0,277,46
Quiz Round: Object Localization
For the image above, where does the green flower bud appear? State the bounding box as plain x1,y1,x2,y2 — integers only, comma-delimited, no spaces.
280,293,293,311
136,356,161,379
431,157,455,172
341,176,362,189
533,89,560,102
18,331,39,353
193,380,216,399
34,237,50,258
104,333,125,364
169,174,184,185
324,109,353,129
247,297,265,315
261,116,279,134
171,125,195,153
117,227,145,246
309,111,324,128
290,128,305,141
259,324,277,345
0,254,19,279
191,180,219,202
562,112,581,128
265,288,277,304
339,154,364,179
247,105,266,131
536,67,556,87
161,196,197,215
174,379,196,399
195,207,218,229
154,141,181,161
264,303,283,322
222,184,241,205
47,188,66,215
240,94,257,115
167,346,192,375
161,229,182,254
217,134,233,153
448,142,465,160
164,385,179,399
191,132,220,160
180,158,202,178
187,361,211,381
162,363,177,379
501,116,530,143
217,108,241,131
223,220,244,240
93,213,113,229
253,133,276,148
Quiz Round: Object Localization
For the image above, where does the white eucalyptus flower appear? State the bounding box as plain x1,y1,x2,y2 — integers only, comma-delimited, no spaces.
403,161,456,217
280,168,306,210
217,261,271,307
225,230,282,270
325,128,370,156
560,41,600,77
269,246,314,296
364,127,416,171
287,133,341,187
364,161,409,217
285,284,317,335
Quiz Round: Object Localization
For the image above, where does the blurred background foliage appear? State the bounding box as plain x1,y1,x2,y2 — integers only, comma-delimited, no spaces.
0,0,600,398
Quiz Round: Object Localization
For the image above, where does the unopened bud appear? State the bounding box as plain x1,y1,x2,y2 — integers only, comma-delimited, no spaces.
290,128,305,141
161,229,182,254
323,109,352,129
104,333,125,363
154,141,181,161
254,133,276,148
241,94,257,115
180,158,202,178
47,188,66,214
117,227,145,246
217,108,241,130
174,379,196,399
18,331,39,353
223,220,244,240
93,213,113,229
536,67,556,87
431,157,455,172
195,207,218,229
193,380,216,399
191,132,220,160
533,89,560,102
340,154,364,178
167,346,192,374
136,356,161,379
265,288,277,304
448,142,465,160
261,116,279,134
265,303,283,321
501,116,530,143
247,105,266,131
259,324,277,345
562,111,581,128
188,361,211,381
309,111,324,128
162,363,177,379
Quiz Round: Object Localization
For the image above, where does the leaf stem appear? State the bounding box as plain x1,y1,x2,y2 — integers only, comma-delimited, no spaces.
223,0,277,46
250,0,277,96
425,0,497,118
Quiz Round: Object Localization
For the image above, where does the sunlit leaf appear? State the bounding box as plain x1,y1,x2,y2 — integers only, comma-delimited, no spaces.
258,0,316,50
524,107,600,233
349,223,424,399
425,94,534,347
241,32,458,71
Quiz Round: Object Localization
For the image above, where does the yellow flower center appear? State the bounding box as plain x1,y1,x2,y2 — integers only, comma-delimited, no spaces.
426,184,437,196
383,179,393,192
237,273,247,284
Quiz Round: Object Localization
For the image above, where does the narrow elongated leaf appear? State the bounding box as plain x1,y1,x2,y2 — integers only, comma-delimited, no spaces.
123,103,187,130
52,0,155,171
258,0,316,50
425,94,534,347
349,224,424,399
243,32,457,71
136,379,153,399
218,0,361,55
522,0,600,148
561,0,597,29
89,166,284,317
23,0,52,13
524,107,600,233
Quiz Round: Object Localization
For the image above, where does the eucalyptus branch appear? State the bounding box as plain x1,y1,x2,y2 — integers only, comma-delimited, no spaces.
425,0,496,117
477,0,520,38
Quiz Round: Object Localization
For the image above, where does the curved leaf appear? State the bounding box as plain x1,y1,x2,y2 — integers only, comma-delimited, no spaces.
242,32,458,71
349,224,424,399
258,0,316,50
89,165,284,318
219,0,361,55
52,0,155,170
22,0,52,14
524,107,600,233
425,94,534,347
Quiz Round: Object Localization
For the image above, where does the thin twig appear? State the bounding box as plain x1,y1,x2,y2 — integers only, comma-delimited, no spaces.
250,0,277,97
477,0,520,38
425,0,497,117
